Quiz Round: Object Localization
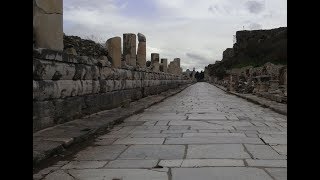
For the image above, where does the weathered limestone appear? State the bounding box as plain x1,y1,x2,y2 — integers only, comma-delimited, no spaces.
168,58,183,75
113,137,165,144
187,144,251,159
181,159,245,167
105,160,158,168
266,168,287,180
33,48,191,132
75,145,128,161
35,0,62,13
161,58,168,73
207,62,287,103
118,145,185,159
33,0,63,51
137,33,146,68
151,53,160,63
33,0,193,133
123,33,136,67
68,169,168,180
174,58,181,67
246,159,287,167
151,53,160,72
61,161,107,169
171,167,273,180
35,83,287,178
106,37,121,68
244,144,286,159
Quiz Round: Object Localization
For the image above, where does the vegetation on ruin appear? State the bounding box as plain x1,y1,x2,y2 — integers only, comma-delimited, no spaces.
206,27,287,80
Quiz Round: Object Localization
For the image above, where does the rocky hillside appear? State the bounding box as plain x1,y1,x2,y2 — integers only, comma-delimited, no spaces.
207,27,287,79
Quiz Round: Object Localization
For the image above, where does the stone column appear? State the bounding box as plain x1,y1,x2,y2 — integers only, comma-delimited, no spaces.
153,62,160,72
174,58,181,67
137,33,146,68
106,37,121,68
161,58,168,73
123,33,136,67
151,53,159,63
151,53,160,72
33,0,63,51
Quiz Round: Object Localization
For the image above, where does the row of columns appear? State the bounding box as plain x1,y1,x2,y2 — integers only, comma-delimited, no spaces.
33,0,182,73
104,34,179,74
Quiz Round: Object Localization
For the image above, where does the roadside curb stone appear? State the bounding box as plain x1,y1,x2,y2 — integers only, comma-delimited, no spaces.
33,83,192,168
212,83,287,115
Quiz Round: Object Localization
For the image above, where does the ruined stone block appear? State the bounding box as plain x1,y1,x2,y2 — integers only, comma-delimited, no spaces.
125,80,134,89
117,69,127,80
137,33,146,68
113,80,122,91
33,80,59,100
126,70,133,80
35,0,62,13
161,58,168,73
151,53,160,63
81,80,94,95
99,67,114,80
92,80,100,94
33,59,76,80
106,37,121,68
33,0,63,50
152,62,160,72
56,80,80,98
54,97,84,123
134,71,141,80
123,33,136,67
135,80,142,88
168,58,182,75
99,80,114,92
33,100,55,120
73,64,87,80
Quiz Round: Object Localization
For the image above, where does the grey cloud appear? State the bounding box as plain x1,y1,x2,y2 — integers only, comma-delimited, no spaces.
186,53,209,62
208,5,220,13
248,23,262,30
263,11,273,18
64,0,116,12
245,1,265,14
184,53,213,71
64,0,286,71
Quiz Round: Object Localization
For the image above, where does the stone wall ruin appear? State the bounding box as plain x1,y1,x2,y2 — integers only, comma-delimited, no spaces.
168,58,183,75
204,27,287,104
205,62,287,103
33,0,191,132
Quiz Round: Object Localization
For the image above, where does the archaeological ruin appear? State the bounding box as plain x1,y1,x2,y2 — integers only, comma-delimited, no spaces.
168,58,183,75
33,3,287,178
33,0,193,132
204,27,287,103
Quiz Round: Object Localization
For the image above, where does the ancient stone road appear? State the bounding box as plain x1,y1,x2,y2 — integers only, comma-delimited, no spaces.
37,82,287,180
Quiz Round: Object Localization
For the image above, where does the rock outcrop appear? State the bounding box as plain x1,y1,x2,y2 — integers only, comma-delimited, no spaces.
205,27,287,103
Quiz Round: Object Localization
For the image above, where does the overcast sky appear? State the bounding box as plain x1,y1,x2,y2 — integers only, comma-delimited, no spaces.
63,0,287,71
